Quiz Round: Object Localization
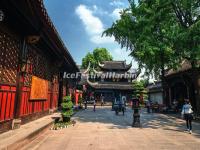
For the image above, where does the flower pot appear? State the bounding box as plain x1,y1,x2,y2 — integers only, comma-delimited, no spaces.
63,116,70,122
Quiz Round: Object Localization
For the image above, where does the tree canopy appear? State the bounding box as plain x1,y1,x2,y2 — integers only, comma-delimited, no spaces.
103,0,200,79
81,48,113,69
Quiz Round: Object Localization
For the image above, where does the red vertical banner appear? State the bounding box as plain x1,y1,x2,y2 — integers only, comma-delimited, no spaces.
75,90,79,106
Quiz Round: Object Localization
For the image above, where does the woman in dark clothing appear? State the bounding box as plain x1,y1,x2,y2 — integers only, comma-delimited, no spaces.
93,98,96,112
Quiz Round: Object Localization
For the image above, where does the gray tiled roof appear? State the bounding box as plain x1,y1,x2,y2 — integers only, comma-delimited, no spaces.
87,81,133,90
99,61,132,70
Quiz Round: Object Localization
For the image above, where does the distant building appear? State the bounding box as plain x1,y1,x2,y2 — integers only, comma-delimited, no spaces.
86,61,139,102
147,81,163,104
164,60,200,113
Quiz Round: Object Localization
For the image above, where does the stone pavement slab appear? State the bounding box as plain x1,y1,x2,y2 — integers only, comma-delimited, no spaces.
21,107,200,150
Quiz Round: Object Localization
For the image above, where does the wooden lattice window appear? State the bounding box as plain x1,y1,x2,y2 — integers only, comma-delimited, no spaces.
24,47,55,86
0,31,19,85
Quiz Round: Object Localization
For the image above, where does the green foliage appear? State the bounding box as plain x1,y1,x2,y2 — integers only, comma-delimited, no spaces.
61,109,73,117
103,0,200,78
139,79,149,88
132,80,147,99
61,101,73,109
53,121,71,129
61,96,73,119
81,48,113,69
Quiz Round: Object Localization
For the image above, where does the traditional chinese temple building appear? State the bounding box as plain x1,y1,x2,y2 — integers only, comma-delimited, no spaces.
87,61,139,102
164,60,200,113
0,0,79,133
147,81,163,104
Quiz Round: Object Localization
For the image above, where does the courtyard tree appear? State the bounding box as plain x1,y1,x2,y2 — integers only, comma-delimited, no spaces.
81,48,113,69
103,0,200,78
170,0,200,67
103,0,200,105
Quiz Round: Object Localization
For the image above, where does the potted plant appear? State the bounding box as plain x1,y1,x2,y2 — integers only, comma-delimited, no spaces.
61,96,73,122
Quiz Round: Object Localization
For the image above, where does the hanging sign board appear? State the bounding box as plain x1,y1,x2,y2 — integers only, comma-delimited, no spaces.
30,76,48,100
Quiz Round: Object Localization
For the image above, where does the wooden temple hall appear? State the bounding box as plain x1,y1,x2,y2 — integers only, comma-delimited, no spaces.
0,0,79,132
164,60,200,113
87,61,139,102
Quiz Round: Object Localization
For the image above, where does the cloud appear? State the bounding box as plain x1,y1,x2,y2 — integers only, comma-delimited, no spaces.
110,0,125,7
90,35,115,44
112,48,131,62
112,48,138,68
75,4,114,44
75,5,103,35
110,8,123,20
93,5,97,11
92,5,108,16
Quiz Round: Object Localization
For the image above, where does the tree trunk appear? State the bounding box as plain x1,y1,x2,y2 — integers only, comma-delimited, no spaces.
160,49,166,106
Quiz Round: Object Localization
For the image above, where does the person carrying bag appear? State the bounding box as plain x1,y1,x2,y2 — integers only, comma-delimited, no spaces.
181,99,193,134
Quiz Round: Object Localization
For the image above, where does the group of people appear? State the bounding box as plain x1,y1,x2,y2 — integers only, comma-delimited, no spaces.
87,95,194,134
146,100,159,113
85,95,104,112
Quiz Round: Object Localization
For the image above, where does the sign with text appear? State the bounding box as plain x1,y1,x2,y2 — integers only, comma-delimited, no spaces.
30,76,48,100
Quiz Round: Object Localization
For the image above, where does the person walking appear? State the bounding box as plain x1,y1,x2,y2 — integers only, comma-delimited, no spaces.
181,99,193,134
84,98,87,109
146,100,151,113
101,95,104,106
93,97,96,112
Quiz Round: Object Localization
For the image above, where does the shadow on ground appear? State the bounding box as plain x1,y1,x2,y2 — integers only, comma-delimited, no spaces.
72,106,200,137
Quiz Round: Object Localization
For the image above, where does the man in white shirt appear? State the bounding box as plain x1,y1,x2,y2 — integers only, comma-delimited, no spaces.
181,99,193,134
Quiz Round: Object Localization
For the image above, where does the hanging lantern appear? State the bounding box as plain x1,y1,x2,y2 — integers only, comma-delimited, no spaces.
20,60,32,74
0,10,4,22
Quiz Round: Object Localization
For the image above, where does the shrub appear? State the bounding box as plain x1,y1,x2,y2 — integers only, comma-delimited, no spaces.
61,96,73,122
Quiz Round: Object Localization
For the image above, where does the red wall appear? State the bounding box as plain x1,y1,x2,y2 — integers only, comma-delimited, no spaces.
0,85,16,121
0,82,59,122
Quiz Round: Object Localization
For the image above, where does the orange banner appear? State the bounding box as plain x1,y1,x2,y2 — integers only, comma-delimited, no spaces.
30,76,48,100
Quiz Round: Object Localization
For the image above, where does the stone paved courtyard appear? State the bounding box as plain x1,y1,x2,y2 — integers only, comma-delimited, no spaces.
23,106,200,150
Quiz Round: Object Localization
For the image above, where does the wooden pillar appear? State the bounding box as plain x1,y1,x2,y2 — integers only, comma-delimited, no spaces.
50,82,53,109
13,38,28,129
186,86,190,99
14,72,24,119
14,39,28,117
58,72,64,107
168,87,172,106
195,76,200,114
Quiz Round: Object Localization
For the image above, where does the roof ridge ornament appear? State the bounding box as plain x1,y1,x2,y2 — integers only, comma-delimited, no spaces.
93,67,102,74
98,61,104,67
83,62,90,74
86,77,98,85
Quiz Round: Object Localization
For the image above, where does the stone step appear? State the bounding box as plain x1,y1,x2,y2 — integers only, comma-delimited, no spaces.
0,113,60,150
